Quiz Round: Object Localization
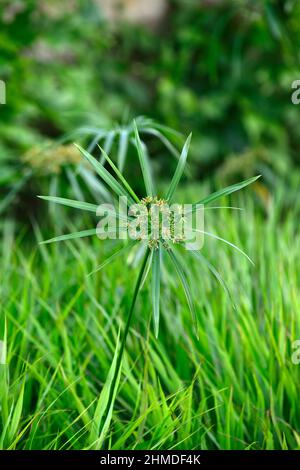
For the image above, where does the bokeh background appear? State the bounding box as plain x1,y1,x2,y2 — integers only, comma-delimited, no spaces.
1,0,300,451
1,0,300,218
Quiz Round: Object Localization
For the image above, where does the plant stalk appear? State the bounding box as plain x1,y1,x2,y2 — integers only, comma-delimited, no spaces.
104,248,150,427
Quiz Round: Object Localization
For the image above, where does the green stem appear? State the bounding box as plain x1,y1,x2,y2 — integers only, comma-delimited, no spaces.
105,248,150,425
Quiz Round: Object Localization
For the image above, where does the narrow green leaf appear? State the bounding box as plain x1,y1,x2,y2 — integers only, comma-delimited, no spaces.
66,168,85,202
38,195,98,213
166,133,192,202
90,249,150,449
39,195,128,222
98,145,140,203
0,317,8,424
87,130,105,153
117,129,129,172
8,381,25,443
141,127,181,159
191,250,236,308
79,167,112,201
140,246,153,290
133,121,154,196
167,247,198,337
192,175,261,209
98,130,115,164
0,316,6,366
193,229,254,265
152,246,161,338
88,241,135,276
40,228,97,245
89,332,121,449
102,130,115,155
75,144,135,205
204,206,243,211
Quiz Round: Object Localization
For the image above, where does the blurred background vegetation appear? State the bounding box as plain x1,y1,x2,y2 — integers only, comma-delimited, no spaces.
2,0,300,451
1,0,300,221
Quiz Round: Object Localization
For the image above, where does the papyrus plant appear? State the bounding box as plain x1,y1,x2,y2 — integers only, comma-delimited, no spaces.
39,120,259,447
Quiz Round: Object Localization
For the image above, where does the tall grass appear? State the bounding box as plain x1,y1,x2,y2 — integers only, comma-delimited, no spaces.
1,185,300,449
38,128,258,444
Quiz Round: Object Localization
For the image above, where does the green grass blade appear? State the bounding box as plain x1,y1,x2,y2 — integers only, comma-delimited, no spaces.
0,316,8,432
133,121,154,197
88,242,135,276
38,195,128,221
89,331,121,449
40,229,97,245
102,130,115,158
140,246,153,290
117,129,129,172
192,175,261,208
152,246,161,338
166,133,192,202
98,145,140,203
75,144,135,204
98,130,115,164
90,248,151,449
141,127,181,159
167,247,198,337
79,166,112,201
0,316,7,367
37,196,98,213
194,229,254,265
87,130,105,153
7,381,25,444
190,250,236,308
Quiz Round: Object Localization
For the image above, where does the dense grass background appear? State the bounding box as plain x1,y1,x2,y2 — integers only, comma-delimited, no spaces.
1,0,300,451
2,0,300,209
1,184,300,450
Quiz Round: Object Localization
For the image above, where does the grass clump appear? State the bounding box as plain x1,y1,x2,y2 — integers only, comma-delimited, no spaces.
36,120,259,448
1,185,300,449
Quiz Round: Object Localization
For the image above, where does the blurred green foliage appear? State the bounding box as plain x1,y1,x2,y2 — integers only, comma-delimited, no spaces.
1,0,300,214
154,0,300,183
1,1,300,451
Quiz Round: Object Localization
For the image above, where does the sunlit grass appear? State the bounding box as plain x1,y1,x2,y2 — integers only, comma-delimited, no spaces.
1,185,300,450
